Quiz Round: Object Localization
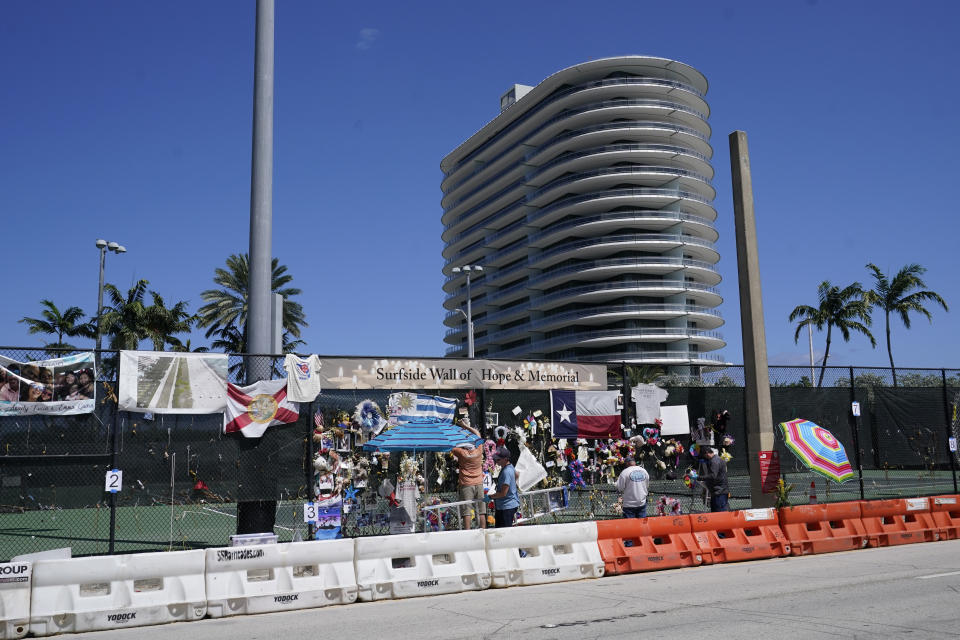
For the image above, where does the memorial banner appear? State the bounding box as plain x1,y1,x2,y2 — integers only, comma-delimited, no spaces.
118,351,228,414
0,352,96,416
317,357,607,391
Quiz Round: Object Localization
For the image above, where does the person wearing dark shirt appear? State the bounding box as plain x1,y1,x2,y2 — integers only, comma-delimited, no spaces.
701,447,729,512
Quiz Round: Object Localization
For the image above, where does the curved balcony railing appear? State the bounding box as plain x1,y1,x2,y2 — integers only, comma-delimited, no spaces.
441,129,709,231
489,328,725,355
569,350,726,363
481,207,716,253
445,254,720,298
442,96,710,214
447,316,724,344
442,120,711,197
447,341,726,362
445,185,715,251
527,165,712,204
445,278,721,337
532,279,720,308
446,302,724,347
479,233,718,287
482,212,717,265
446,76,708,175
444,138,712,212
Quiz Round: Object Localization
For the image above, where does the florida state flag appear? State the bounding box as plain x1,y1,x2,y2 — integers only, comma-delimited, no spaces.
224,379,299,438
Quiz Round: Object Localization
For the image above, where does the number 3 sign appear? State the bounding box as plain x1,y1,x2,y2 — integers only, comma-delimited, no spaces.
105,469,123,493
303,502,318,523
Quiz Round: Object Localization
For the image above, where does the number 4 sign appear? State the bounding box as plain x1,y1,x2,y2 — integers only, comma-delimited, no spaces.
105,469,123,493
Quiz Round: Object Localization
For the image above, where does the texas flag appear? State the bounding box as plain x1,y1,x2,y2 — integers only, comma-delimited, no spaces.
550,390,622,439
224,379,299,438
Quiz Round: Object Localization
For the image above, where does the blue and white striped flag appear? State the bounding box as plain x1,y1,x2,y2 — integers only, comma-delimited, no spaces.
388,392,457,424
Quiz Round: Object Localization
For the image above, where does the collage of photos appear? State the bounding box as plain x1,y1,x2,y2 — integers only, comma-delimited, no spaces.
0,361,95,404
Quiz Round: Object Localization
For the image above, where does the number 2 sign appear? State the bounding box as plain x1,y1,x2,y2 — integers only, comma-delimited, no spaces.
105,469,123,493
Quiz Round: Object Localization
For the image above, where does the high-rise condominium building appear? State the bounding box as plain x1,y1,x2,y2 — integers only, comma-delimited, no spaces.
441,56,724,370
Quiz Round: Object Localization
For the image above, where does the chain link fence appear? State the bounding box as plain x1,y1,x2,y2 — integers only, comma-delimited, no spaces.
1,347,957,560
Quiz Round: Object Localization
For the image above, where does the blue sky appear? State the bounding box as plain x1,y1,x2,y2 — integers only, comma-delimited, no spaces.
2,0,957,369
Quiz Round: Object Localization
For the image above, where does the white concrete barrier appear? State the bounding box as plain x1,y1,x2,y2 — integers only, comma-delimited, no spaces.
485,522,604,588
28,550,206,636
355,529,490,601
0,561,31,639
205,539,357,617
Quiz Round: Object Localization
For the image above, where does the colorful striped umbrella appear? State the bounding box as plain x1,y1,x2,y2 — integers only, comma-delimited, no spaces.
778,419,855,483
361,420,483,452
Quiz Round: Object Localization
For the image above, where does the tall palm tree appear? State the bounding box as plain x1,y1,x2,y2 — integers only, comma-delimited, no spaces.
100,280,151,351
210,323,305,381
144,292,194,351
196,253,307,352
789,281,876,388
19,299,94,350
864,263,949,386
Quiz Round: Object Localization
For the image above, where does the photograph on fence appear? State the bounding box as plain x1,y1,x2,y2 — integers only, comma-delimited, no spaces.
0,352,96,416
118,351,228,414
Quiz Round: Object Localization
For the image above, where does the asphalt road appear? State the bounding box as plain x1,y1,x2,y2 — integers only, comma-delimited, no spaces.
50,539,960,639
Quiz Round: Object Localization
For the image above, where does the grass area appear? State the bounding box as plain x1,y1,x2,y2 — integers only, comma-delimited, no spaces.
0,470,955,561
173,358,193,409
156,358,178,407
0,501,310,561
136,357,173,407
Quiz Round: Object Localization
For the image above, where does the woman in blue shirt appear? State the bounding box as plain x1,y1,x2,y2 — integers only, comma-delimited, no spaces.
488,446,520,527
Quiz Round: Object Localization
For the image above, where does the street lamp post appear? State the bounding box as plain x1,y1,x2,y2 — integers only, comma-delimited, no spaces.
451,265,483,358
95,239,126,362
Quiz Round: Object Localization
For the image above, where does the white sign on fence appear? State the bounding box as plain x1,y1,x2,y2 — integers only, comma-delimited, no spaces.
104,469,122,493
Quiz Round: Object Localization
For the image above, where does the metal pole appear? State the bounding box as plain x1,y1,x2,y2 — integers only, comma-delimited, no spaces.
941,369,958,493
466,272,474,359
237,0,276,537
95,246,106,366
729,131,776,508
306,401,315,540
849,367,865,501
108,406,119,554
246,0,275,383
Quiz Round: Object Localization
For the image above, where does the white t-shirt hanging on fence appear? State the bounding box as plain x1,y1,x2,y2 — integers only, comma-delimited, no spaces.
632,383,668,424
284,354,323,402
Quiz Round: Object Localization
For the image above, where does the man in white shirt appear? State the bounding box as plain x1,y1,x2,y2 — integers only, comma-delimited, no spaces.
616,456,650,518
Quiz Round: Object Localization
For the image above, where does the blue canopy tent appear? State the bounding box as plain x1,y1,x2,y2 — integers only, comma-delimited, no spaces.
362,420,483,452
362,420,483,511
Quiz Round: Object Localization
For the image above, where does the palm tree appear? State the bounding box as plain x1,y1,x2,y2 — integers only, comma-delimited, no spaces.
789,281,876,387
19,299,94,350
144,292,194,351
610,364,666,388
864,263,949,386
210,323,304,381
196,253,307,352
100,280,151,351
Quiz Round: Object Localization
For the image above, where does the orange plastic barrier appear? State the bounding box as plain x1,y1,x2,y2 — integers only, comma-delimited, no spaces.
596,515,702,575
689,508,790,564
859,498,939,547
778,502,868,556
929,495,960,540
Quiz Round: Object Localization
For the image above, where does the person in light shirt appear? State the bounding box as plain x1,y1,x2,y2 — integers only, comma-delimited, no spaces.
616,455,650,518
0,369,19,402
450,420,486,529
488,446,519,527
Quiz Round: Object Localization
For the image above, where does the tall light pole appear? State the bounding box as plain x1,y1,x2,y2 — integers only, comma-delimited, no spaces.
246,0,275,384
451,265,483,358
95,239,126,361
